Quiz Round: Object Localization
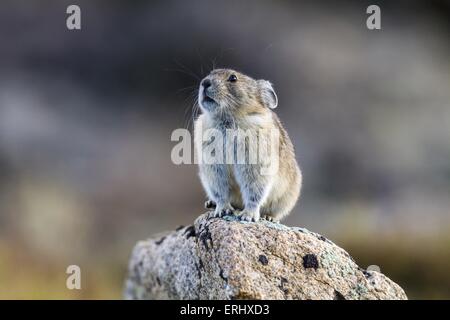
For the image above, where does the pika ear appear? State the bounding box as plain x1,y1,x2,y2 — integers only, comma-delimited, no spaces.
257,80,278,109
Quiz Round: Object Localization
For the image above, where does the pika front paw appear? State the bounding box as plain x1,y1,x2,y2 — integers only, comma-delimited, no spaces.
239,210,260,222
204,200,216,209
208,204,234,219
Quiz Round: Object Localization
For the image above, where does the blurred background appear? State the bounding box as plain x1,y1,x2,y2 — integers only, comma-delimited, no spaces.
0,0,449,299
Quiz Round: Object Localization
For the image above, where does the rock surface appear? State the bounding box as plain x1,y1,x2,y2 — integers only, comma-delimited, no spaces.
124,213,407,300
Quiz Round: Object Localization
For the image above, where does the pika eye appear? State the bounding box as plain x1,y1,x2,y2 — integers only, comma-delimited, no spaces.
227,74,238,82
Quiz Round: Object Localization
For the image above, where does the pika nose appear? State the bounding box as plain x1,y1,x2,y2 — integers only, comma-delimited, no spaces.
202,79,212,89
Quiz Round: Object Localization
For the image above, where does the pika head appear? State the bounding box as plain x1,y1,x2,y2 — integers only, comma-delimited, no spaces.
198,69,278,115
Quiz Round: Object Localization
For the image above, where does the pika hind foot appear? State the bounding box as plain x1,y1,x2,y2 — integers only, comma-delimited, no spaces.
204,200,216,209
208,204,234,219
262,215,280,223
238,209,260,222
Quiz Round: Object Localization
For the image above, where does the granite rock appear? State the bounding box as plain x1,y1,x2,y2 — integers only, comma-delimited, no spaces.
124,213,407,300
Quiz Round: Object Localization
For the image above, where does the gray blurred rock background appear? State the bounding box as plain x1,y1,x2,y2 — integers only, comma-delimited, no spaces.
0,0,449,298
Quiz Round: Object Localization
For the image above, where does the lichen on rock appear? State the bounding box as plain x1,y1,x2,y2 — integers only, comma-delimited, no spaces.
124,213,407,300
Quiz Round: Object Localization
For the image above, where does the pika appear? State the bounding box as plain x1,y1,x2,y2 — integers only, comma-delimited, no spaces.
194,69,302,222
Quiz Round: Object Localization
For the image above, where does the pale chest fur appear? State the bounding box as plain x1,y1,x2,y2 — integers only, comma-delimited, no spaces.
194,112,276,165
